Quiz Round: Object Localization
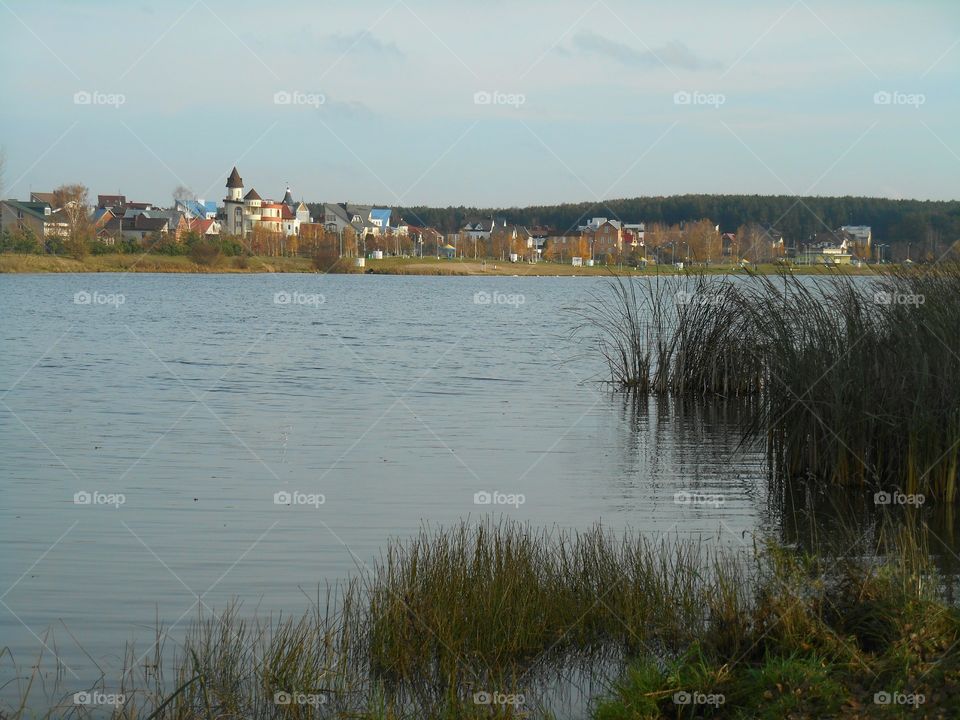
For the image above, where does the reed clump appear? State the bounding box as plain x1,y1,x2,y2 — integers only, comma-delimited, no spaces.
6,520,959,718
578,266,960,501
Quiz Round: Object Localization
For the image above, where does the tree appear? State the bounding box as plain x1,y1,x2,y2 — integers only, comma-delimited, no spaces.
187,233,221,267
736,224,767,263
52,183,93,259
684,219,720,263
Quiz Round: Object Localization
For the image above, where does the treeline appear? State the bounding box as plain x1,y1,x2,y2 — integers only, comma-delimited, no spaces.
396,195,960,255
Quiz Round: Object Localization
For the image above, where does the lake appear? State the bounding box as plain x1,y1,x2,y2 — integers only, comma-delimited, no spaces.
0,272,946,712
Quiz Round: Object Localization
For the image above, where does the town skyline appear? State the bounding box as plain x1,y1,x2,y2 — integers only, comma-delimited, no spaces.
1,0,958,206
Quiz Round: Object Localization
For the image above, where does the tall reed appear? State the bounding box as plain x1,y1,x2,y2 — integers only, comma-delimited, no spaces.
577,266,960,501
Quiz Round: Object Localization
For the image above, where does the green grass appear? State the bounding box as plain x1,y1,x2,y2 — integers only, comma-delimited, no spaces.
6,520,959,719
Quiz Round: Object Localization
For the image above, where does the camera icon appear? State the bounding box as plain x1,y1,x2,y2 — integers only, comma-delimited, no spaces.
274,691,292,705
74,490,92,505
73,91,92,105
673,90,691,105
473,291,492,305
675,291,692,305
473,691,492,705
873,691,891,704
874,491,891,505
274,491,292,505
74,291,92,304
673,691,692,705
873,291,891,304
873,91,892,105
673,491,691,505
474,90,492,105
474,491,492,505
273,91,292,105
274,291,292,305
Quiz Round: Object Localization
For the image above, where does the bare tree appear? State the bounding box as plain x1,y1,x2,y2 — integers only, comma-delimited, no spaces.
53,184,93,258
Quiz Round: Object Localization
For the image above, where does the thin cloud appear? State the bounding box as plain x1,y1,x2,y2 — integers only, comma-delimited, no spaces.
324,31,404,59
570,30,720,71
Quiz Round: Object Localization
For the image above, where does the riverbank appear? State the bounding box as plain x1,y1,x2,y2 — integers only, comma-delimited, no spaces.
0,252,879,276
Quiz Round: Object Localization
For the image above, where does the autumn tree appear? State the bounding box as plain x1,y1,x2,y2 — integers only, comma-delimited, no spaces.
684,219,721,263
52,183,93,259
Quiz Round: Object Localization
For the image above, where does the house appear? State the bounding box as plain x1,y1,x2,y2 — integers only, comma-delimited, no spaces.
343,204,379,236
97,194,126,209
0,199,69,241
91,207,115,229
29,191,56,205
581,219,623,258
221,168,311,237
186,217,220,237
546,231,583,259
623,222,645,246
460,218,495,240
98,213,169,243
527,226,551,254
369,208,391,234
721,232,737,257
839,225,872,254
319,203,353,234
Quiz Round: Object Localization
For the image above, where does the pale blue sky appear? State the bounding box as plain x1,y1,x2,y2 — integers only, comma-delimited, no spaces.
1,0,957,206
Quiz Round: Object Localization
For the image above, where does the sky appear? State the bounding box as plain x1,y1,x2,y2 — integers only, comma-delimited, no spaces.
0,0,958,207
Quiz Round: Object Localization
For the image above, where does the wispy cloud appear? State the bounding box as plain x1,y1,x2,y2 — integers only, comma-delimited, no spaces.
324,31,404,59
568,30,720,71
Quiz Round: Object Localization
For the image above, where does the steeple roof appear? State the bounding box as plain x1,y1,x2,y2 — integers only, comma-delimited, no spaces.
226,167,243,189
244,188,262,201
282,186,294,206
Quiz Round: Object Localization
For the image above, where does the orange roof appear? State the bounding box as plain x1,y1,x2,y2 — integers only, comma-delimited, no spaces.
186,218,215,234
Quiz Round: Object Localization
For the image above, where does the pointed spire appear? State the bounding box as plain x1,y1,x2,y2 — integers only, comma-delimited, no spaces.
226,167,243,189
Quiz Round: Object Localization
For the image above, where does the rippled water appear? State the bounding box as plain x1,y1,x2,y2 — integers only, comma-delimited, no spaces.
0,272,866,708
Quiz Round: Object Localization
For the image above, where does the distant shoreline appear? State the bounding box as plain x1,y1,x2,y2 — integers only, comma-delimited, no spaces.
0,253,880,276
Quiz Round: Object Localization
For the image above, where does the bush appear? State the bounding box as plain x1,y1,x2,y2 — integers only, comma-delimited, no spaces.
188,238,222,267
